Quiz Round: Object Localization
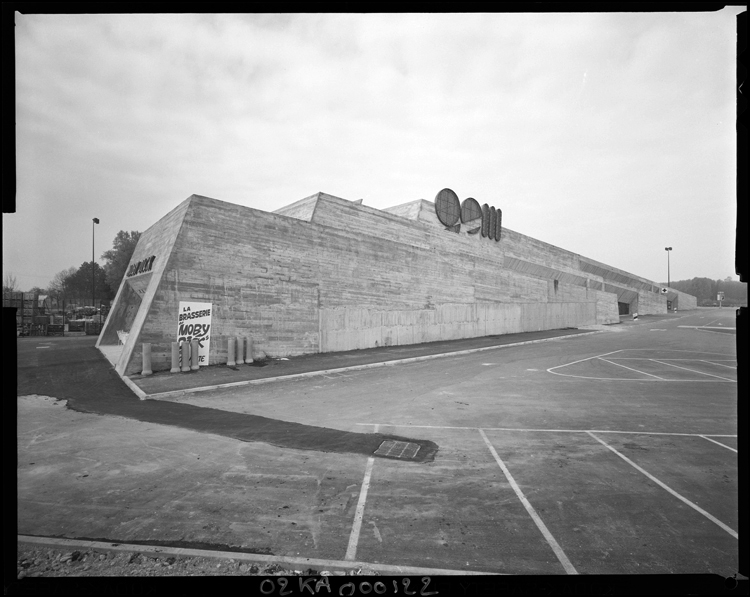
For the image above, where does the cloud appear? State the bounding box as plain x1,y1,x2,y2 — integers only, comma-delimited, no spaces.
6,10,742,290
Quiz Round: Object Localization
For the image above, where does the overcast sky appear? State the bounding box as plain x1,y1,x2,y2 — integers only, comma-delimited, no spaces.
5,10,743,291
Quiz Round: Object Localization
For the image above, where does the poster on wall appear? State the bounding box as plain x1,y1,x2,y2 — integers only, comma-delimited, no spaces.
176,302,212,367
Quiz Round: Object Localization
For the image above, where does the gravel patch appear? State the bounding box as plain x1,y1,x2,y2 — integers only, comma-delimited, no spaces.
17,544,379,578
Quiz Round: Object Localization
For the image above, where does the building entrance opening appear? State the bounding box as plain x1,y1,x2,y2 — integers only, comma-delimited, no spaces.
99,282,143,346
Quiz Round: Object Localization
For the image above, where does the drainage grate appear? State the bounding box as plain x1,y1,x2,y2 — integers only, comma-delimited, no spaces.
374,440,421,460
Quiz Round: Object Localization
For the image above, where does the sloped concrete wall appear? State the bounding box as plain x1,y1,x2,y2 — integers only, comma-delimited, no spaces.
667,288,698,310
98,198,192,376
113,192,688,374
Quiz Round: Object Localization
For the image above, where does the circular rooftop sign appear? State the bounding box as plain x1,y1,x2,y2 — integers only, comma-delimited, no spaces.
435,188,461,227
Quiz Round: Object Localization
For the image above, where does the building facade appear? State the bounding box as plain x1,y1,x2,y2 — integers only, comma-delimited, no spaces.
97,191,697,376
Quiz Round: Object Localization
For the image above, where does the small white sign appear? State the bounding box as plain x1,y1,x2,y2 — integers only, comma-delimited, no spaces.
661,287,668,294
176,302,212,366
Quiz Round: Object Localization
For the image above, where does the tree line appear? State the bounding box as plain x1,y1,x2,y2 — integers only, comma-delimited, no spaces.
666,277,747,307
3,231,141,305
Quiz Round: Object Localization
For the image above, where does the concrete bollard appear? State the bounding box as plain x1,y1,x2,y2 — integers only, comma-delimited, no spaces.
180,341,191,372
190,339,200,370
236,336,245,365
246,336,254,364
227,336,236,367
170,342,180,373
142,343,153,376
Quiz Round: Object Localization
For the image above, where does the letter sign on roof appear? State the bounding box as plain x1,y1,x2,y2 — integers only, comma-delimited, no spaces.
435,188,501,241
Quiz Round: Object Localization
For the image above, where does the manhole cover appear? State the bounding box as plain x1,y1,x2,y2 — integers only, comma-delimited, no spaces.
374,440,421,460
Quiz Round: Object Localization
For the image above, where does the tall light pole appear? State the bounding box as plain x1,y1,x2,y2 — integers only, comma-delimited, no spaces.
665,247,672,288
93,218,99,317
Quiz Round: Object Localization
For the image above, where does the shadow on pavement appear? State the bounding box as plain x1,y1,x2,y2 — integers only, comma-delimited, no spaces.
17,340,437,463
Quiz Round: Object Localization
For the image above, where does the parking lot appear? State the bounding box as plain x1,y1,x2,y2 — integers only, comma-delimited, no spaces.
17,309,739,576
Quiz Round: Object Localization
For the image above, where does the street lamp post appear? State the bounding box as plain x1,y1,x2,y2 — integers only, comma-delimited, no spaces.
93,218,99,319
665,247,672,288
665,247,672,311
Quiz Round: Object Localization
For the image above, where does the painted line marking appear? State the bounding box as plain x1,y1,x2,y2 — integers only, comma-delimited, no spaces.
679,325,736,330
345,457,375,561
702,361,736,369
479,429,577,574
17,535,493,576
649,359,736,382
357,423,737,438
678,327,736,335
599,358,665,380
546,349,624,372
142,331,602,400
547,348,736,382
609,357,736,362
586,432,738,539
541,374,732,382
699,435,737,453
345,423,378,562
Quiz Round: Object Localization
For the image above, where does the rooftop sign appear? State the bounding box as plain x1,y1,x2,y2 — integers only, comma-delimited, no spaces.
435,188,501,241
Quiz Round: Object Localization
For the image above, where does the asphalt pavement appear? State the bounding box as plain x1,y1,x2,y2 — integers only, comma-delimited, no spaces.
17,326,598,462
130,327,598,397
15,310,742,581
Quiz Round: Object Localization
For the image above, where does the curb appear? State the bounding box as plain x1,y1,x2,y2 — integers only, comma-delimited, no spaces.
18,535,496,576
120,374,147,400
139,330,603,400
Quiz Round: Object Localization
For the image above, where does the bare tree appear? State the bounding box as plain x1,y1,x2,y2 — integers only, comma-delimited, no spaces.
3,272,18,294
48,266,78,297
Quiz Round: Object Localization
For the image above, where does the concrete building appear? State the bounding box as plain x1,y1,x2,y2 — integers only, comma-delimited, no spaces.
97,190,697,376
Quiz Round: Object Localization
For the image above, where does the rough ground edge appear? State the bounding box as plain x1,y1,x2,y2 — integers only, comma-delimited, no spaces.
18,535,499,576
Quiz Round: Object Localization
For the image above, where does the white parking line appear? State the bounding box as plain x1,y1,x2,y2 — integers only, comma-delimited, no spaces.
699,435,738,453
679,325,736,330
547,349,623,372
678,327,736,336
543,374,732,382
345,424,378,561
612,358,734,361
586,432,738,539
650,359,736,382
701,360,736,370
599,358,665,379
359,423,737,438
479,429,578,575
547,347,737,382
345,457,375,561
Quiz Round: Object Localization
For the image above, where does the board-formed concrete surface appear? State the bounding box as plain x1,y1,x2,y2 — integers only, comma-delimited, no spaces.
98,192,697,376
16,308,738,578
